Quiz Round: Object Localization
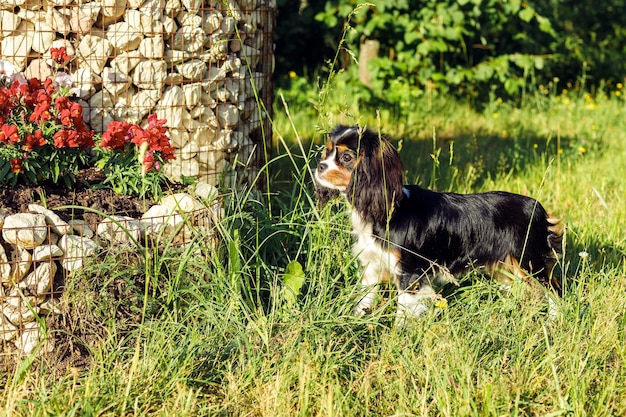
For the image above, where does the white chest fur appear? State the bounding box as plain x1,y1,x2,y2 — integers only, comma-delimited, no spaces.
350,211,401,285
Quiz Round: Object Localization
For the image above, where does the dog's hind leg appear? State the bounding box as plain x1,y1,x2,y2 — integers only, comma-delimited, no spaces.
395,278,446,325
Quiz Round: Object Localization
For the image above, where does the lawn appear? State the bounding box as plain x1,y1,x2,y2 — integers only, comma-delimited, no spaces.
2,83,626,415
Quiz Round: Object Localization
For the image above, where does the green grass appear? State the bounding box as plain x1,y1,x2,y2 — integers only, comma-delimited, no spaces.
2,86,626,416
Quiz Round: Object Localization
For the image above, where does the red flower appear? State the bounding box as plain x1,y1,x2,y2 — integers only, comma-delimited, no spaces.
70,102,83,119
59,109,73,127
142,151,155,172
55,96,70,111
100,120,133,151
0,124,20,145
50,47,71,66
28,102,52,123
23,129,47,151
10,158,23,174
53,129,69,148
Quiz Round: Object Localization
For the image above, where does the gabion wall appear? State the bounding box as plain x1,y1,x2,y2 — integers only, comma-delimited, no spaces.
0,0,275,186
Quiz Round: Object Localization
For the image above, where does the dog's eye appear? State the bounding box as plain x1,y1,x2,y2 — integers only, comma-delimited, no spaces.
340,153,354,163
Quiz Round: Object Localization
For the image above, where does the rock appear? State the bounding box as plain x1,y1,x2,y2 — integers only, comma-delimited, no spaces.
127,89,160,123
1,29,32,70
110,50,142,75
106,21,142,51
96,215,142,245
172,26,205,53
0,244,10,283
132,60,168,89
138,35,164,59
102,0,127,18
9,247,32,283
31,22,55,53
18,261,56,297
0,208,8,228
202,11,221,33
155,85,188,127
180,142,199,159
182,0,202,13
24,58,53,81
89,107,115,134
4,302,38,325
216,104,240,128
71,67,101,99
102,66,130,96
140,204,183,236
176,60,206,80
69,219,94,238
16,321,54,356
126,9,160,33
32,244,64,261
160,193,204,213
0,10,21,36
0,313,18,342
39,298,64,315
2,213,47,249
58,235,99,271
28,204,73,236
70,4,96,34
194,181,219,203
77,34,113,74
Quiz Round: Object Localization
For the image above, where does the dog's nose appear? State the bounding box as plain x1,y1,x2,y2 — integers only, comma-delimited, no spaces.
318,162,328,172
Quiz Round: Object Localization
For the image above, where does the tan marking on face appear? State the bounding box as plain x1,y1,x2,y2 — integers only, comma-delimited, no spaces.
324,140,333,155
319,165,352,188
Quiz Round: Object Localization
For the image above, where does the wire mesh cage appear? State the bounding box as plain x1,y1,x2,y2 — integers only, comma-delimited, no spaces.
0,0,275,186
0,189,221,362
1,0,273,361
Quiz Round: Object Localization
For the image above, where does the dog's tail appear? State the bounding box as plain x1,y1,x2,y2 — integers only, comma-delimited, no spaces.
545,215,565,294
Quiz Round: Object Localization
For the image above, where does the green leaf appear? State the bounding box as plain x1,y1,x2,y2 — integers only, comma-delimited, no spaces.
519,7,535,22
282,260,305,306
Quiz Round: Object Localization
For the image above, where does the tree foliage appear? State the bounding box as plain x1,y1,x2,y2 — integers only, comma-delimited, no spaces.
275,0,626,102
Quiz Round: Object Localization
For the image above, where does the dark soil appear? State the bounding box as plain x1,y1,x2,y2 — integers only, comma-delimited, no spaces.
0,168,151,221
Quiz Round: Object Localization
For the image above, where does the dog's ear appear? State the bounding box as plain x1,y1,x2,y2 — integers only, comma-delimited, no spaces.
348,128,404,224
315,182,339,208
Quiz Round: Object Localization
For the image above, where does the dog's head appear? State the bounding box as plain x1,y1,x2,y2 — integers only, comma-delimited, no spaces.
314,125,404,223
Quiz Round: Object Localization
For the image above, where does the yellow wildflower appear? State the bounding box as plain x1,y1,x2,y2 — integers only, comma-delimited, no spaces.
434,298,448,309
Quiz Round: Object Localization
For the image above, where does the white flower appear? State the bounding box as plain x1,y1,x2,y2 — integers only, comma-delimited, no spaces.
0,60,17,80
579,251,589,259
0,60,27,84
54,71,73,88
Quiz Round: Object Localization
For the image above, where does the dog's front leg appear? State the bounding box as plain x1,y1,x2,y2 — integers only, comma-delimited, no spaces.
354,263,381,316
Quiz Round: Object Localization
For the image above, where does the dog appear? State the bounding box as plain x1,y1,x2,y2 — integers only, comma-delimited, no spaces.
314,125,564,321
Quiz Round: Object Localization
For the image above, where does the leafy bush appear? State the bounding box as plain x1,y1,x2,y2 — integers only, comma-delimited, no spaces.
275,1,626,104
315,0,556,101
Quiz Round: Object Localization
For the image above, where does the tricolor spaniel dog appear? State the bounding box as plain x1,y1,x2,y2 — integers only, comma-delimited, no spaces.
315,125,563,321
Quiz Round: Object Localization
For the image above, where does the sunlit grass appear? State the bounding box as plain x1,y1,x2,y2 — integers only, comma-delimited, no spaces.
2,82,626,416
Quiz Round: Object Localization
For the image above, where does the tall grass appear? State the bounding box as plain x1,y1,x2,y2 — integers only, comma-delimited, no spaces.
1,87,624,415
3,53,626,416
